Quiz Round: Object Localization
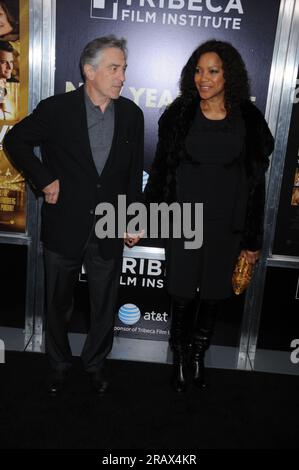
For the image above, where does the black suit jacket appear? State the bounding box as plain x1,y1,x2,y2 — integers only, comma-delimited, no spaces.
4,85,144,258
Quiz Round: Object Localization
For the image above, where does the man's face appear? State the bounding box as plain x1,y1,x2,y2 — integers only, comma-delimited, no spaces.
84,47,126,100
0,51,14,79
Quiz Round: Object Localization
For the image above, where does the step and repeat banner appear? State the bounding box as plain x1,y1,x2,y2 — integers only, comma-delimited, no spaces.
56,0,281,342
55,0,280,168
0,0,29,233
76,257,170,340
57,0,281,342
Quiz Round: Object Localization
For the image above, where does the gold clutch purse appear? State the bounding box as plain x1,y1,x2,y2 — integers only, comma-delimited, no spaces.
232,254,254,295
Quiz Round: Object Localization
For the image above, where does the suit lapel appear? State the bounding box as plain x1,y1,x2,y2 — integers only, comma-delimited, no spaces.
98,97,121,179
71,85,99,175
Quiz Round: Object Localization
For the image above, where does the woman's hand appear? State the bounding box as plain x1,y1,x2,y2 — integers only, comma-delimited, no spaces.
240,249,260,265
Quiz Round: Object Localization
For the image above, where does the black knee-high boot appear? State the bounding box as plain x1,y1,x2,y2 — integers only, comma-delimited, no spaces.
191,299,218,389
169,298,191,393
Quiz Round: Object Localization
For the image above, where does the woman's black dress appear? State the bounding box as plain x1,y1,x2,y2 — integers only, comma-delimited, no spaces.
165,106,246,300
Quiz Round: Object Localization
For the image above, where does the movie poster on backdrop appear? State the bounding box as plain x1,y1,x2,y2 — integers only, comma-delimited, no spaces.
0,0,29,233
273,68,299,257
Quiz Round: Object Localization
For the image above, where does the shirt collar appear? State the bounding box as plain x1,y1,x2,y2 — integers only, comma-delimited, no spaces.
84,87,114,115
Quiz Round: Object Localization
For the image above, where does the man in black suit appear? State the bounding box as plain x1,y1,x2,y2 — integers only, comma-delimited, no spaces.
4,36,144,395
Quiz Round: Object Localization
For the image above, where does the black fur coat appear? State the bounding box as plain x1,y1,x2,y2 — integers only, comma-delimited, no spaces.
144,97,274,251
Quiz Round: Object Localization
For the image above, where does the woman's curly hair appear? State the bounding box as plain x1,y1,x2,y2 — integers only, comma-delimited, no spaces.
179,39,250,113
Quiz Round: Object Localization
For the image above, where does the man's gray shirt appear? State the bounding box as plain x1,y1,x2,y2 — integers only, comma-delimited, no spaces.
84,89,114,177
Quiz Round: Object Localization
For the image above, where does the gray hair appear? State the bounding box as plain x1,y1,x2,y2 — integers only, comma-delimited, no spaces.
80,35,127,77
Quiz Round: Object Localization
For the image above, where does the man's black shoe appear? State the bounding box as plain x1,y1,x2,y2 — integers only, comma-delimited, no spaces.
47,370,67,395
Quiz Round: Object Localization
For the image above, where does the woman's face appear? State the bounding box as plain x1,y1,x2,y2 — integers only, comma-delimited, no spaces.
0,6,13,37
194,52,225,102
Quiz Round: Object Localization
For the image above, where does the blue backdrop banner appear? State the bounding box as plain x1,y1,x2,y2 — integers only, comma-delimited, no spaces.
55,0,280,169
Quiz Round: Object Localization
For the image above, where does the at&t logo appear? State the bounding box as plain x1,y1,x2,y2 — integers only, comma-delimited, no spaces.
118,303,141,325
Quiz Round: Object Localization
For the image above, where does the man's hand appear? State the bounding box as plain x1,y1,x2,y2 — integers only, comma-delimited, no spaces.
124,230,145,248
240,249,260,265
42,179,60,204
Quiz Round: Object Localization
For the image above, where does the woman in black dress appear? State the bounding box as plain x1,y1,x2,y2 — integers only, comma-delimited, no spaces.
144,40,274,392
